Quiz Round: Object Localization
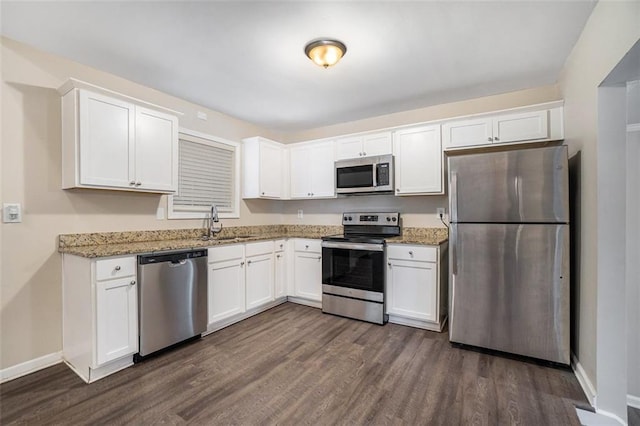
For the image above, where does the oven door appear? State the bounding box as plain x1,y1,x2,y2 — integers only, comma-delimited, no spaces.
321,241,385,298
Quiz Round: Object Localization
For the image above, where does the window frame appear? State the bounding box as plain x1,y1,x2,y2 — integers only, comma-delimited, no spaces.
168,128,240,220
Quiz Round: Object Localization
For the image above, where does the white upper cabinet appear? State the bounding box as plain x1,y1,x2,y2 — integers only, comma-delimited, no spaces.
442,106,562,150
289,140,335,199
134,107,178,192
335,131,392,160
61,82,179,193
242,137,286,199
393,125,443,195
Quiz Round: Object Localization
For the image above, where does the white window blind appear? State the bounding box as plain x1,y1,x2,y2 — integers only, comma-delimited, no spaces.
169,130,239,219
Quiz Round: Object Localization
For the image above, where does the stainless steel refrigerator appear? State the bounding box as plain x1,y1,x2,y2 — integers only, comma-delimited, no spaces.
447,145,570,365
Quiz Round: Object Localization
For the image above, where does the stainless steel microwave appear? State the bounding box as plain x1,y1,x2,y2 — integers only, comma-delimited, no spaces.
335,154,394,194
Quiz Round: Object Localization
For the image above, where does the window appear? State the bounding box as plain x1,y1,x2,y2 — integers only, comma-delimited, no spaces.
168,129,240,219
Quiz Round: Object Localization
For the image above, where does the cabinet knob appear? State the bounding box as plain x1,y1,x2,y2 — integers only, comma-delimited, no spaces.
311,193,314,196
130,280,136,286
307,193,311,196
276,254,281,258
396,188,400,192
129,181,135,186
305,245,309,249
240,261,245,267
135,181,142,186
247,260,252,265
494,136,499,141
317,256,322,261
262,192,265,195
362,152,366,156
114,266,121,271
408,251,414,256
388,262,391,267
487,137,493,142
279,244,283,248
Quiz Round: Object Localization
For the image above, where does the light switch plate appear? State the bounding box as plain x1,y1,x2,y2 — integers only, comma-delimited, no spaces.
3,203,22,223
297,209,303,219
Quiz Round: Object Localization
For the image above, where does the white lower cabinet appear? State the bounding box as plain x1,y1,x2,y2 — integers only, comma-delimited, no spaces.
207,240,284,330
274,240,287,299
62,254,138,383
293,239,322,303
245,242,275,310
386,243,448,331
208,245,246,324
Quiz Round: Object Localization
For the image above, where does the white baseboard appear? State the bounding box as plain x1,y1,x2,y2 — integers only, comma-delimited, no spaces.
572,352,597,407
628,394,640,409
0,352,62,384
576,408,624,426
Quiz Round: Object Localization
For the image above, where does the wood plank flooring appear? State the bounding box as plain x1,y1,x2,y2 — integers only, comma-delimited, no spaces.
1,302,588,425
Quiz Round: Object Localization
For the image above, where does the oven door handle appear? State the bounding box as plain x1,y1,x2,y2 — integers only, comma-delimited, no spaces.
321,241,384,251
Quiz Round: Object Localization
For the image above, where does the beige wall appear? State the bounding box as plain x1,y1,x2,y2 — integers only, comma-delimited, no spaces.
0,33,575,372
0,37,283,369
558,0,640,391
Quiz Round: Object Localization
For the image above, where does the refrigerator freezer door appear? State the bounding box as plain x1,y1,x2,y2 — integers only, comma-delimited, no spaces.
449,223,570,364
448,146,569,223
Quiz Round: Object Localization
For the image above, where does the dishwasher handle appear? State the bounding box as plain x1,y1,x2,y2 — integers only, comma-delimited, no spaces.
139,249,207,265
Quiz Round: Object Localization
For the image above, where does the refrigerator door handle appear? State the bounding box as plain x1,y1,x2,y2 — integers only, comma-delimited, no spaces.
450,224,457,275
450,172,458,222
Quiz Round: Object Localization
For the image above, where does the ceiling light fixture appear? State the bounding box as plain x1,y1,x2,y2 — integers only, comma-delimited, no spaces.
304,39,347,68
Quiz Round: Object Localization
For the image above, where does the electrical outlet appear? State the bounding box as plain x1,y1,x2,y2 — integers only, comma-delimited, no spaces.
297,209,303,219
436,208,446,218
3,203,22,223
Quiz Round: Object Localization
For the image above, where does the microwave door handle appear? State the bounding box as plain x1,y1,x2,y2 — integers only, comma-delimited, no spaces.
372,164,378,187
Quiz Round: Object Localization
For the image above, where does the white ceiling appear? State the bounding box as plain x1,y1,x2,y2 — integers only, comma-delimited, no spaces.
1,1,596,133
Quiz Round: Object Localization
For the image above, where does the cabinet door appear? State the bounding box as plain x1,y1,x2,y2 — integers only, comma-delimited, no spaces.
208,259,246,324
245,253,274,310
95,277,138,366
336,136,364,160
393,125,443,195
79,90,135,188
387,259,437,322
274,251,286,298
363,132,392,157
309,142,336,198
134,107,178,192
294,252,322,301
493,110,549,144
442,118,492,149
259,142,283,198
289,146,312,198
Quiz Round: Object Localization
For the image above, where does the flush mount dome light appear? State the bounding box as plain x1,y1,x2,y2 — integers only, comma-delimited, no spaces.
304,39,347,68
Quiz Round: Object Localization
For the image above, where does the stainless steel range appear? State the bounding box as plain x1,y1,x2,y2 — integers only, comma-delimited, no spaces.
321,212,401,324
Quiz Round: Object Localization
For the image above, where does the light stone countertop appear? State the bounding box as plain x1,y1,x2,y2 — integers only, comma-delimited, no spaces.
59,225,448,258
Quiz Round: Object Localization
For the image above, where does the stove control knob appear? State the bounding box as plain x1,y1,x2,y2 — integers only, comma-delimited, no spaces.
392,217,397,222
348,216,353,221
386,217,391,222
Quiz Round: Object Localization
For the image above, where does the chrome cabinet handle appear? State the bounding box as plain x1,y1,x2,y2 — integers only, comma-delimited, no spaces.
130,280,136,286
114,266,121,271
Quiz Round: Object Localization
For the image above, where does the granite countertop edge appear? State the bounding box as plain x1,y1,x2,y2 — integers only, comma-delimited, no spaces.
59,228,448,258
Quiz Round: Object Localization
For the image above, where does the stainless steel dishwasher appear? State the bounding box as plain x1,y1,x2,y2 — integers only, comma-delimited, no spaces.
137,249,207,359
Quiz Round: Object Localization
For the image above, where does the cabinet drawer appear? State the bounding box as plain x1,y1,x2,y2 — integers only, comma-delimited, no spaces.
294,239,321,253
274,239,286,252
245,240,274,257
208,244,244,263
95,256,136,281
387,245,437,262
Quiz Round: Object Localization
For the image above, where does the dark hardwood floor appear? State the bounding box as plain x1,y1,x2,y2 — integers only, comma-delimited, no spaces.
1,302,588,425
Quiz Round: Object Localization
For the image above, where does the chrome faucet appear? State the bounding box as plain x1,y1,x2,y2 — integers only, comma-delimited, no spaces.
209,204,222,238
